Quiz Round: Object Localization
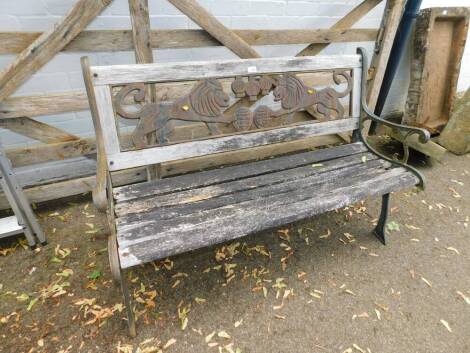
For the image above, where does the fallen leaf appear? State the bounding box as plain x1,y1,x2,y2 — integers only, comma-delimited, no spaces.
234,319,243,328
218,331,231,339
163,338,176,349
205,331,216,343
440,319,452,332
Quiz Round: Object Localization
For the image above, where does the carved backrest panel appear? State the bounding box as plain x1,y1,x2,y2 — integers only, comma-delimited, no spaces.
111,70,353,150
89,55,363,171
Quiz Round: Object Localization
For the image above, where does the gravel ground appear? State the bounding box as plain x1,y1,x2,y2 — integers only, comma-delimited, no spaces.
0,145,469,353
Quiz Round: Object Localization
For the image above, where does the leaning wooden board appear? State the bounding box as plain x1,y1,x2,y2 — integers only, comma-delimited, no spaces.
404,7,470,133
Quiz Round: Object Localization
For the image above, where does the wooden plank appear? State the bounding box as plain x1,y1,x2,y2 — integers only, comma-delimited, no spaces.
93,85,121,156
91,55,362,85
404,7,469,132
298,0,384,56
117,160,387,227
0,91,88,119
129,0,154,65
168,0,260,58
114,142,367,203
0,134,340,210
0,117,79,144
0,0,113,102
0,29,379,54
107,118,359,171
117,168,416,268
115,151,380,217
117,156,385,227
3,111,336,167
367,0,405,110
0,72,335,119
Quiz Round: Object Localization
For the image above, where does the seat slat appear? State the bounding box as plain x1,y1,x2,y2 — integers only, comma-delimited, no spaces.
117,158,388,235
118,167,417,268
114,142,367,203
115,150,379,217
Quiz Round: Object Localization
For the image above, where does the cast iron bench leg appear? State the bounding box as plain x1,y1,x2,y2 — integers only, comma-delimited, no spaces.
374,193,390,245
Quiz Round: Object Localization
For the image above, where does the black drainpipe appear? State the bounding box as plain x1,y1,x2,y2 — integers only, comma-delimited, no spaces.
371,0,423,133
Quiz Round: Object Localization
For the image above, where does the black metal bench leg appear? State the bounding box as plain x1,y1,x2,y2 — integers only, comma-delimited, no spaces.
374,193,390,245
120,270,137,337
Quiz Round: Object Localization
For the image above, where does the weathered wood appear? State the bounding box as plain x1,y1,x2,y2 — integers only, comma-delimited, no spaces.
0,29,379,54
117,158,387,229
0,134,340,210
81,57,109,210
117,167,416,268
107,118,359,171
115,151,380,217
129,0,154,66
367,0,405,110
12,156,97,188
168,0,261,58
114,142,367,203
0,72,335,119
0,0,113,101
387,126,447,161
90,55,361,86
404,7,470,132
0,117,79,144
0,91,89,119
299,0,384,56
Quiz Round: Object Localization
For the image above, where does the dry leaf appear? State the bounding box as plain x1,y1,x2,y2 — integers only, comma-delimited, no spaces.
440,319,452,332
163,339,176,349
205,331,216,343
218,331,231,339
421,277,432,287
234,319,243,328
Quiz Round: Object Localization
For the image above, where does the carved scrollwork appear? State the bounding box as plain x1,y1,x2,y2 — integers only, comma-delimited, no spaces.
113,70,352,148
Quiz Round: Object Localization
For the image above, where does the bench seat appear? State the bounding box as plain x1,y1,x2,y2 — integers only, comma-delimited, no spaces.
113,143,417,268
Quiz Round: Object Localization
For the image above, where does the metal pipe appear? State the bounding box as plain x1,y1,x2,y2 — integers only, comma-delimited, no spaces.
371,0,423,132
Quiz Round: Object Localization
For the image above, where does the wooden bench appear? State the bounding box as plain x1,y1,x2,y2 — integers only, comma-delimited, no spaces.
81,48,429,336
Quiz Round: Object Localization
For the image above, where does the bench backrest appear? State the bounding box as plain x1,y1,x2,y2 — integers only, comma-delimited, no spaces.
83,55,363,172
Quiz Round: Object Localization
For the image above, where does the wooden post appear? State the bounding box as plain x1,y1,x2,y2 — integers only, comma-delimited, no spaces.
168,0,261,58
0,0,113,102
299,0,384,56
367,0,405,110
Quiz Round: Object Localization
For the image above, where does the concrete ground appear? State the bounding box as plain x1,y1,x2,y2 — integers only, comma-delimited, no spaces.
0,144,469,353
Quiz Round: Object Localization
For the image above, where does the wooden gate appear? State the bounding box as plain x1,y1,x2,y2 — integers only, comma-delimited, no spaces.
0,0,405,209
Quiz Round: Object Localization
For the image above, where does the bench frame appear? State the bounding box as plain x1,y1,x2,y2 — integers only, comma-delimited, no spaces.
82,48,429,336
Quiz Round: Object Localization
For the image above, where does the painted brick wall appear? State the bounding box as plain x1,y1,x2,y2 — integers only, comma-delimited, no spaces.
0,0,468,148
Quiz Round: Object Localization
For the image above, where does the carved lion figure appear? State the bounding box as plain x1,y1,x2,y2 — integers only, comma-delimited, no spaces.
114,79,231,148
273,71,352,119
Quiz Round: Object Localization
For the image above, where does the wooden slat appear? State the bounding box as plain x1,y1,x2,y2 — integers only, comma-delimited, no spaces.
0,91,89,119
115,151,379,217
117,167,416,268
93,85,121,156
107,118,359,171
3,110,334,167
0,0,113,102
91,55,362,85
117,155,385,227
367,0,405,109
0,29,379,54
299,0,384,56
0,134,340,210
0,72,335,119
0,117,79,144
114,142,367,203
168,0,261,58
118,159,387,228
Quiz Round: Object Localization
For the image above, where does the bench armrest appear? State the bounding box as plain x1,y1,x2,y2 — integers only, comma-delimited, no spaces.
356,48,430,190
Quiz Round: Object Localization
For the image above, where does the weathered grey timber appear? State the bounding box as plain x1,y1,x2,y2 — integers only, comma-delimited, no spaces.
81,48,430,336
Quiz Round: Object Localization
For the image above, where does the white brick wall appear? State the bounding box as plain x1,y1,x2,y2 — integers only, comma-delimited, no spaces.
0,0,468,148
